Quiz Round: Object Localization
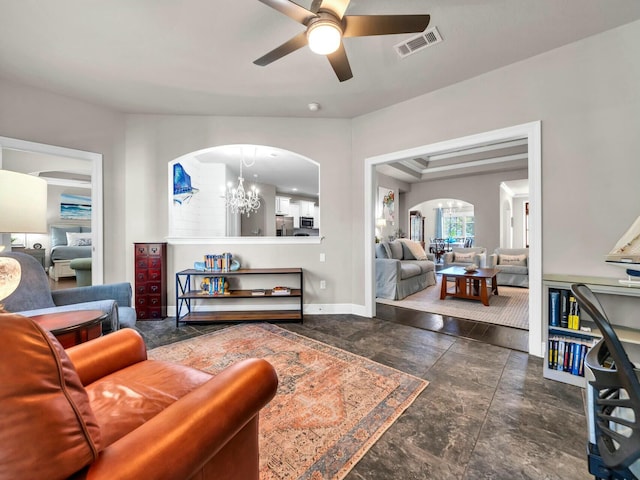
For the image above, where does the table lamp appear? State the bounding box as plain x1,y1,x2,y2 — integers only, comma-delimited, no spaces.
0,170,47,252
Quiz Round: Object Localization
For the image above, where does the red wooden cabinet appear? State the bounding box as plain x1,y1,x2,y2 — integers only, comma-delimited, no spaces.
134,242,167,320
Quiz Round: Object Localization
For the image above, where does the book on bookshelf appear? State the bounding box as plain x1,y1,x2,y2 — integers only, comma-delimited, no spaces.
271,286,291,295
251,289,266,296
560,289,570,328
549,289,560,327
547,334,596,377
568,295,580,330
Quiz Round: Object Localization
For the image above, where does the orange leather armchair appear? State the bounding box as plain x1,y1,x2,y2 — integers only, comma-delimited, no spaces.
0,313,278,480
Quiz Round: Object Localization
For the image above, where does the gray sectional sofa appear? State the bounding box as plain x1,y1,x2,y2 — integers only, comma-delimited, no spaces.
375,240,436,300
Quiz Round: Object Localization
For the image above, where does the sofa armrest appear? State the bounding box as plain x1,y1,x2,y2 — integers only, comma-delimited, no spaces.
475,253,487,268
425,252,435,262
84,358,278,480
375,258,401,280
67,328,147,386
52,282,132,308
442,252,454,264
487,253,498,268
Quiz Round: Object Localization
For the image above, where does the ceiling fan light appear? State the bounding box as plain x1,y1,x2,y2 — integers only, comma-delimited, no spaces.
307,21,341,55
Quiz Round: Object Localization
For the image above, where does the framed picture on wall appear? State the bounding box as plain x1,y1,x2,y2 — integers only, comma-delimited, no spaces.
379,187,395,223
60,194,91,220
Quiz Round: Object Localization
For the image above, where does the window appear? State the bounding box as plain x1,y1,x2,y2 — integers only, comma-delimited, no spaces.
442,213,474,241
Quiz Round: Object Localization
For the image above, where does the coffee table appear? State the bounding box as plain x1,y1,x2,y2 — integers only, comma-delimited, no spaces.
30,309,107,348
439,267,499,306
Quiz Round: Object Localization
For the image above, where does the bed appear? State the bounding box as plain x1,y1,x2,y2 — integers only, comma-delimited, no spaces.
49,225,92,281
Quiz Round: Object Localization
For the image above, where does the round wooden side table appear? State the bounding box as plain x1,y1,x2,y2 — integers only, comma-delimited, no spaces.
30,310,107,348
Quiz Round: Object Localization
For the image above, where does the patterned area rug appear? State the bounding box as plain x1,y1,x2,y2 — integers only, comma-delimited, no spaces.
377,276,529,330
148,323,428,480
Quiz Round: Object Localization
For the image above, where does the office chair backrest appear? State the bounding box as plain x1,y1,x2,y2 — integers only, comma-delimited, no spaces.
571,283,640,472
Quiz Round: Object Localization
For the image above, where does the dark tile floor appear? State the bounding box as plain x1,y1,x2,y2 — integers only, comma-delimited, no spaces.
135,309,590,479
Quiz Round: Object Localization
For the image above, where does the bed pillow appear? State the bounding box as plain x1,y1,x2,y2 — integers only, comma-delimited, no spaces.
66,232,92,247
51,226,81,247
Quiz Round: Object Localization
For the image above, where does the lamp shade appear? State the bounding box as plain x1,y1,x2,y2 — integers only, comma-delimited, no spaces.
0,170,47,233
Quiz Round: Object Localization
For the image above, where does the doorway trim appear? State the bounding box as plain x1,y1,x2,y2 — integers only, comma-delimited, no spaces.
0,136,104,284
364,121,542,356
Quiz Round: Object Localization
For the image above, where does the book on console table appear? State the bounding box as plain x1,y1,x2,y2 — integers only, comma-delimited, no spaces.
271,286,291,296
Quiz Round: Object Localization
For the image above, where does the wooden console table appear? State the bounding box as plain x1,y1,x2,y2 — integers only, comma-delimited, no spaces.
175,267,303,325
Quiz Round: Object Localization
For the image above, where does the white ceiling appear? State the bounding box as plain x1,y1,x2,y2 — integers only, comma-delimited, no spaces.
1,0,639,119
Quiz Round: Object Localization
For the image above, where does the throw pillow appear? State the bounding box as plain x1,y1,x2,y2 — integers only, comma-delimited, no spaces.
66,232,92,247
454,252,476,263
499,254,527,266
380,242,392,259
389,241,404,260
398,238,428,260
375,243,388,259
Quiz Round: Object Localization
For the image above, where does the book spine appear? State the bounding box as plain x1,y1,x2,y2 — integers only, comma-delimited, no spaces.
549,289,560,327
560,290,570,328
578,343,587,377
556,340,565,371
572,342,583,376
568,296,580,330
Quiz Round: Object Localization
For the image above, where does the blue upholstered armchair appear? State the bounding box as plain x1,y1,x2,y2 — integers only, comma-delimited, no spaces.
0,252,136,333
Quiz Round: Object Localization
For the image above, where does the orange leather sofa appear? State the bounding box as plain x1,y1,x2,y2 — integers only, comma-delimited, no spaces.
0,313,278,480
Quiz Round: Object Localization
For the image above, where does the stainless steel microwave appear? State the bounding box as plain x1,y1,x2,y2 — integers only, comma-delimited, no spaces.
300,216,314,228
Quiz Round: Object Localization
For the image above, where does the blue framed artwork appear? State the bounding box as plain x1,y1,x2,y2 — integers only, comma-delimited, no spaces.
60,194,91,220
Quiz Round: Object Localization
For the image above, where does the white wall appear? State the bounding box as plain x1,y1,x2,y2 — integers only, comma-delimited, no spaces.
402,169,528,252
0,78,127,283
1,20,639,315
352,20,640,305
124,114,353,306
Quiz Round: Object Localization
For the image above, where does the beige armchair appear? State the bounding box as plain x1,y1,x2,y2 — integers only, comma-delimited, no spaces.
487,247,529,287
442,247,487,268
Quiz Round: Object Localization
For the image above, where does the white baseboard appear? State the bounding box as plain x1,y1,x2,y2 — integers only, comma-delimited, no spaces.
166,303,370,318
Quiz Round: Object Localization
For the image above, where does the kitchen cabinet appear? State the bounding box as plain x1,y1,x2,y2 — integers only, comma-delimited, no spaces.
275,196,290,215
289,203,300,228
299,200,315,217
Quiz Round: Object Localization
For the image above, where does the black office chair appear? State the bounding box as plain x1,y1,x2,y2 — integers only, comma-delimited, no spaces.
571,284,640,480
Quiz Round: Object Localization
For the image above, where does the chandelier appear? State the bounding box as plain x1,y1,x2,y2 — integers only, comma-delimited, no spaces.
224,149,261,217
440,201,461,216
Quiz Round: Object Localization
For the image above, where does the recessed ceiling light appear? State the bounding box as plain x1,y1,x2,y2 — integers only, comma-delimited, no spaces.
308,102,321,112
292,188,298,192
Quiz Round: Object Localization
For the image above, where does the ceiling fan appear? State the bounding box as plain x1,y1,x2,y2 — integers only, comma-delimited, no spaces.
253,0,430,82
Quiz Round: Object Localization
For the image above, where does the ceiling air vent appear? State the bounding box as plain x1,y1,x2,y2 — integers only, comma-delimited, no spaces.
395,26,442,58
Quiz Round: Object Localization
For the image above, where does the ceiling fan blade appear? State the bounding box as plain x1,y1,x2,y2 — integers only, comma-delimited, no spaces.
258,0,316,25
310,0,323,13
342,14,430,38
327,43,353,82
317,0,350,19
254,31,308,66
